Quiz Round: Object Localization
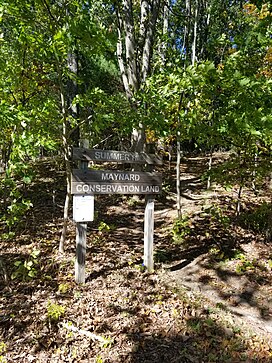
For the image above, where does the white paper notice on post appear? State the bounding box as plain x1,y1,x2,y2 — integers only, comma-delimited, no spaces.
73,195,94,222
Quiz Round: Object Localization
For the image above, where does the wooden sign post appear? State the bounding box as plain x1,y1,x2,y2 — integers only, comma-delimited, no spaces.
75,222,87,283
144,199,154,271
74,140,94,284
72,147,162,283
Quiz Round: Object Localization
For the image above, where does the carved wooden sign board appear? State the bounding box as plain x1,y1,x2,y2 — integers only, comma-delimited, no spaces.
72,147,162,283
72,169,162,195
72,147,163,165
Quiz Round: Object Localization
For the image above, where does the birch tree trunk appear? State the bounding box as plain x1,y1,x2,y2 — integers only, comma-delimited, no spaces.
115,0,161,152
199,1,211,60
116,0,138,100
182,0,191,62
141,0,160,83
191,0,198,65
159,0,170,67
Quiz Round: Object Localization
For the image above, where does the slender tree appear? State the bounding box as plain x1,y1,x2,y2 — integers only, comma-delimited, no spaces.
114,0,162,152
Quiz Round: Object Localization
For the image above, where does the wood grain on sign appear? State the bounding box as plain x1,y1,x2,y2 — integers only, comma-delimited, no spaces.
71,183,161,195
72,169,162,184
71,169,162,195
72,147,163,165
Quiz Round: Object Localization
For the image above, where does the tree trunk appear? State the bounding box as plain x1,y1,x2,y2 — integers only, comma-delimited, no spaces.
182,0,191,62
59,41,79,252
176,130,181,217
54,49,76,253
67,50,79,146
116,21,131,99
59,84,71,253
159,0,170,67
207,148,213,189
252,153,258,194
191,0,198,65
116,0,138,100
141,0,160,83
199,0,211,60
236,184,243,216
115,0,161,152
176,93,186,217
131,125,146,153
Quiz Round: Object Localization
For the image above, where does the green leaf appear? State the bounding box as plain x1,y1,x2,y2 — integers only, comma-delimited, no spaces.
239,78,250,86
22,176,32,184
28,270,36,277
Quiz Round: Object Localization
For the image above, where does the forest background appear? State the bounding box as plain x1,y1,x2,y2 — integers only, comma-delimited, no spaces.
1,0,272,236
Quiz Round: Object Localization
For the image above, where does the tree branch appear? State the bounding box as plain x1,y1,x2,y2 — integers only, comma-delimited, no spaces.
61,322,113,344
42,0,57,22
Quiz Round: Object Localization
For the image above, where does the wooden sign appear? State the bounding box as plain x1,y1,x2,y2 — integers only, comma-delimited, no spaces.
72,147,162,165
71,169,162,195
71,147,163,284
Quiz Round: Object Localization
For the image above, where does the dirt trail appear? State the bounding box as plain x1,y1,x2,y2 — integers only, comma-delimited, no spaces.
159,154,272,340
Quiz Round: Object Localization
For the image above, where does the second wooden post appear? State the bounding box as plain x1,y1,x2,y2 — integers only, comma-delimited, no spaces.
144,198,154,271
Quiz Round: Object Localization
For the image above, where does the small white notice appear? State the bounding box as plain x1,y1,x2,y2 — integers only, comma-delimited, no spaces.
73,195,94,222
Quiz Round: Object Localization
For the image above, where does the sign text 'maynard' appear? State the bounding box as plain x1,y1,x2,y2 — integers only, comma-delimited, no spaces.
102,171,139,181
72,169,162,184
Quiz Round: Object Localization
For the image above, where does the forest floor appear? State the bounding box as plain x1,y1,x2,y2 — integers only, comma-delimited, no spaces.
0,152,272,362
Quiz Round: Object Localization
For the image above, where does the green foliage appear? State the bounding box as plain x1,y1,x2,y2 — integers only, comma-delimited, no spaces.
133,263,145,272
0,0,120,235
171,215,191,244
58,283,70,295
204,151,272,200
92,221,116,245
11,249,40,280
0,342,6,363
235,254,256,274
154,249,171,263
100,337,113,349
239,202,272,235
143,2,272,195
92,235,104,245
0,0,271,241
73,290,82,300
98,221,115,233
0,167,34,233
47,301,65,321
202,204,230,230
3,196,33,230
234,253,268,275
208,247,227,262
126,196,141,207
